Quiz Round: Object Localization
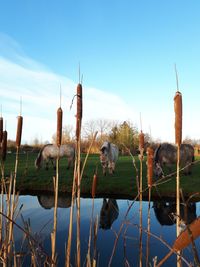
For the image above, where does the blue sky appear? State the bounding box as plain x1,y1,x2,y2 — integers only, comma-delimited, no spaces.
0,1,200,144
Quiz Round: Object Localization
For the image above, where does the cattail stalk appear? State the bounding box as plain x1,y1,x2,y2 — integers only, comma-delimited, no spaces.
0,116,3,143
174,90,182,267
76,136,81,267
146,147,154,266
146,188,151,267
87,164,98,266
68,82,83,267
51,104,63,266
8,115,23,258
87,179,95,267
51,168,59,266
139,131,144,267
66,133,98,267
92,174,97,199
76,83,83,267
4,175,12,263
66,156,77,267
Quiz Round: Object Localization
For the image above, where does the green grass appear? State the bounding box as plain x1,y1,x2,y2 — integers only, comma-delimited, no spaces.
2,152,200,200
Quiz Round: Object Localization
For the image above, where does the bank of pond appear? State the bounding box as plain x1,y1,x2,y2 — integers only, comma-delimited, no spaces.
3,152,199,199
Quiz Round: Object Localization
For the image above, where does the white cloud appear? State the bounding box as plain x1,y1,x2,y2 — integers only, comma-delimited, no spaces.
0,55,139,144
0,34,199,144
83,87,135,122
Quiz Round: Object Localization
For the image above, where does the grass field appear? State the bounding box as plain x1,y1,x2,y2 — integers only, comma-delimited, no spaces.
2,152,200,201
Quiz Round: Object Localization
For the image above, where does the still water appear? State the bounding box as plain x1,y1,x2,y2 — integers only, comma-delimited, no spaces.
14,194,200,266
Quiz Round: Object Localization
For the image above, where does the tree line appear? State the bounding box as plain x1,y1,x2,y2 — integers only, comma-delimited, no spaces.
6,119,200,154
51,119,152,154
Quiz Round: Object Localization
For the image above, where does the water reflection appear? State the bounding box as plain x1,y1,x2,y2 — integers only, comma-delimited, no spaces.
37,194,71,209
99,198,119,230
15,194,200,266
153,201,196,226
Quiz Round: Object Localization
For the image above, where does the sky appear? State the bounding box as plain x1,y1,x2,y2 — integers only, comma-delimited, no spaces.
0,0,200,144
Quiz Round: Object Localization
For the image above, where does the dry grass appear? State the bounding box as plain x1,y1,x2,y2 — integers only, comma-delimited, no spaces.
1,86,200,267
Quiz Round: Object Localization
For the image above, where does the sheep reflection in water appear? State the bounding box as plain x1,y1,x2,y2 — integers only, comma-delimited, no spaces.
153,201,196,226
37,195,71,209
100,198,119,230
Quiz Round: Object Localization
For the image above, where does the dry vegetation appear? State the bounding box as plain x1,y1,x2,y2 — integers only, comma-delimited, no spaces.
0,84,200,267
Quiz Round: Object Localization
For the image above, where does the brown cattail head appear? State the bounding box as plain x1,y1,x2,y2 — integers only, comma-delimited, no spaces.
0,117,3,143
174,91,182,146
92,173,97,198
173,217,200,251
16,116,23,148
147,147,154,187
57,107,63,147
77,83,82,120
139,131,145,151
76,83,83,140
1,130,7,161
76,119,81,142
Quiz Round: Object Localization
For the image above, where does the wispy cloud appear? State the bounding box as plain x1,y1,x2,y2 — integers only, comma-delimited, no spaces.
0,37,137,144
1,34,198,144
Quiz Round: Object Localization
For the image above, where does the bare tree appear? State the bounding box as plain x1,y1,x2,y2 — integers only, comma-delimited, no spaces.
52,125,74,144
96,119,113,142
83,119,116,142
83,120,97,141
62,125,74,143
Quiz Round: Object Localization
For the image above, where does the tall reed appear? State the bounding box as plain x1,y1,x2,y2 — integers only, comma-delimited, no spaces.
86,172,98,267
66,83,83,267
146,146,154,266
7,114,23,260
174,89,182,267
76,83,82,267
0,116,3,144
139,130,144,267
0,127,6,259
51,106,63,266
66,132,98,267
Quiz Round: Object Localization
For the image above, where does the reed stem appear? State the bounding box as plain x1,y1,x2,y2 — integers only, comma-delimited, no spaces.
51,157,59,266
7,146,19,259
139,151,143,267
66,155,77,267
146,187,151,266
176,145,181,267
76,132,81,267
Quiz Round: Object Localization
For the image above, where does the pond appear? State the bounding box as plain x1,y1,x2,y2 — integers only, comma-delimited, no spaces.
12,194,200,266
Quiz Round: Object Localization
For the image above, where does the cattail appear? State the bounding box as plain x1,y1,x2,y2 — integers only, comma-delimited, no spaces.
157,216,200,266
76,83,82,140
174,91,182,146
57,107,63,147
1,130,7,161
147,147,154,187
76,120,80,142
16,116,23,148
77,83,82,120
139,131,144,151
173,217,200,251
0,116,3,143
92,173,97,198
